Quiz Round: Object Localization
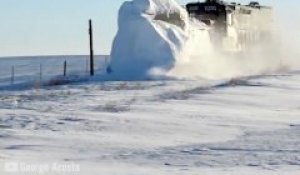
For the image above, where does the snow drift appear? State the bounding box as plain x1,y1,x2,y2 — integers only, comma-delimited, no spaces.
109,0,213,79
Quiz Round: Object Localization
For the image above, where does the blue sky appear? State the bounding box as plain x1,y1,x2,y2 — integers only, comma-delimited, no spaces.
0,0,292,57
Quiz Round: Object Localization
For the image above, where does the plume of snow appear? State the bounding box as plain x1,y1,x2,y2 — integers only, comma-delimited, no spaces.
109,0,299,80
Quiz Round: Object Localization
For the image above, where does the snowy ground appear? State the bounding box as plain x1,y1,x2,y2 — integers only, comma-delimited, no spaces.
0,56,300,175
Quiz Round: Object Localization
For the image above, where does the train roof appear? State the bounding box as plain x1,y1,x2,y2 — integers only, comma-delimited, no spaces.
186,0,272,10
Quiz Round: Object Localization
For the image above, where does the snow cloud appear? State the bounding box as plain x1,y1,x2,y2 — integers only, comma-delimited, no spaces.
109,0,299,80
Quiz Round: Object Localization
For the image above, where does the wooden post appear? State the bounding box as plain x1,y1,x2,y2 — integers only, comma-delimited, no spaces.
89,19,95,76
105,56,112,74
11,66,14,85
105,56,109,66
64,60,67,77
86,59,89,74
39,64,42,85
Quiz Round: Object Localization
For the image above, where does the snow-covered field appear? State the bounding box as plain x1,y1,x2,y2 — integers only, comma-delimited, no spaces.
0,56,300,175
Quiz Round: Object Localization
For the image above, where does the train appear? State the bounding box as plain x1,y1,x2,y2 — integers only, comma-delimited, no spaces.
186,0,273,52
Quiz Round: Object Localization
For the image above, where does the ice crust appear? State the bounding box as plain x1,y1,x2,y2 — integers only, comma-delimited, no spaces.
109,0,213,79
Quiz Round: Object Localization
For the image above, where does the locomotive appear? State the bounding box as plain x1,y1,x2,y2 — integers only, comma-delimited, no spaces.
186,0,273,52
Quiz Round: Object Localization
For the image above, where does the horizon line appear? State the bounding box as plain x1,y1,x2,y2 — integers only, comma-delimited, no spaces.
0,54,110,59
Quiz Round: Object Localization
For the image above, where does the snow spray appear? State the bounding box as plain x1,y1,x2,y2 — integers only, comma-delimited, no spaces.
109,0,300,80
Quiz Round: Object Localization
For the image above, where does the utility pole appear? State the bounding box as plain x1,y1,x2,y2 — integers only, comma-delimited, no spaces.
89,19,95,76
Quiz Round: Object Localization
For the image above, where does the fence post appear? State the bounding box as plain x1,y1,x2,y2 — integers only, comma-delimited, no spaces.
86,59,89,74
64,60,67,77
11,66,14,85
105,56,112,74
105,56,108,67
39,64,42,86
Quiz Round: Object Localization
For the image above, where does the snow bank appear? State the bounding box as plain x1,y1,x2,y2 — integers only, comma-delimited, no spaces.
109,0,213,79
